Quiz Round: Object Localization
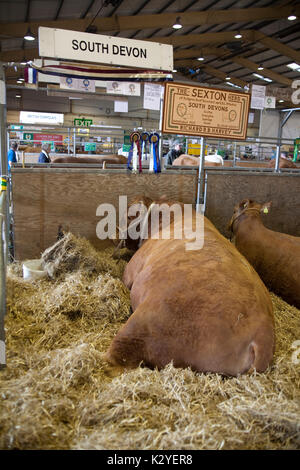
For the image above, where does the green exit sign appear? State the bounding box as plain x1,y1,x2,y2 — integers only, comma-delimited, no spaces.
74,118,93,127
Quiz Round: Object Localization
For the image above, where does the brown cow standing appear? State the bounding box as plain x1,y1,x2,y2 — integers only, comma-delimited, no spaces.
229,199,300,309
51,155,127,165
105,196,275,376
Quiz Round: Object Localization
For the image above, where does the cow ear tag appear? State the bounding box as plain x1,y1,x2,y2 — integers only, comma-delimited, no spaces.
263,207,269,214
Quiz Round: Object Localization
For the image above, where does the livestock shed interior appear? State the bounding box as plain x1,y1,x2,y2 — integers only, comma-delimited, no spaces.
0,0,300,453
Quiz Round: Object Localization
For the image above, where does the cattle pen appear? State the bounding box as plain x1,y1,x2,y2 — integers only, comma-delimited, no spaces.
0,123,299,452
9,131,300,260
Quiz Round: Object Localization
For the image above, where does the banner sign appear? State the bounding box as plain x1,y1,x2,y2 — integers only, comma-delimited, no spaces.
34,134,63,143
20,111,64,125
39,27,173,72
60,76,95,93
162,82,250,140
106,81,141,96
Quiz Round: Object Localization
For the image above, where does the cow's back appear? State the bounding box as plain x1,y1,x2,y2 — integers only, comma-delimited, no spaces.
172,155,199,166
268,158,297,169
235,225,300,308
172,154,222,167
106,213,275,376
52,155,127,164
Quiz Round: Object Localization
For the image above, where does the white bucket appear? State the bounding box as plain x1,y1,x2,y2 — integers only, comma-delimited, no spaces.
22,259,47,281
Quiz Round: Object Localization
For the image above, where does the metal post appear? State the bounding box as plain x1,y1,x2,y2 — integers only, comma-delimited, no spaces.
275,145,280,173
233,142,237,167
196,136,205,212
0,62,8,368
275,110,293,172
73,127,76,156
6,130,9,155
203,172,208,213
67,128,70,154
158,88,164,171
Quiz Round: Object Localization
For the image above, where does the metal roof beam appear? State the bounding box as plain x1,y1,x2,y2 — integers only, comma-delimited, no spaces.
174,47,293,86
0,6,299,37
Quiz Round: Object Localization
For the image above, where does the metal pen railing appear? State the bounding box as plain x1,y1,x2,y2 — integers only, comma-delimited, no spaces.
0,189,7,368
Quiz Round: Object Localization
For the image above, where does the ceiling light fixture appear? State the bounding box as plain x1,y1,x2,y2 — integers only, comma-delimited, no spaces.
24,28,35,41
279,100,284,103
257,64,264,70
227,82,242,89
225,76,231,80
288,10,297,21
253,73,272,82
287,62,300,71
173,17,183,29
16,94,21,98
234,31,242,39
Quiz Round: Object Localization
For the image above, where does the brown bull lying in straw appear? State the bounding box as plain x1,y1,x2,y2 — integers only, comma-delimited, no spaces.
105,196,275,376
229,199,300,309
52,155,127,165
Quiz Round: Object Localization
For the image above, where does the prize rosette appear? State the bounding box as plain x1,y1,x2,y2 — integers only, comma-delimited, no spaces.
127,131,142,173
149,133,161,173
141,132,149,161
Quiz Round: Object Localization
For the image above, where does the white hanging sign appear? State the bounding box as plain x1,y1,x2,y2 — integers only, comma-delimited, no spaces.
143,83,162,111
114,100,128,113
39,27,173,71
250,84,266,110
248,112,255,123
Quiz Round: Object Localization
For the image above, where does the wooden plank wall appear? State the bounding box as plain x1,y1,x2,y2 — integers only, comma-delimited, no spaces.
11,169,197,260
205,171,300,238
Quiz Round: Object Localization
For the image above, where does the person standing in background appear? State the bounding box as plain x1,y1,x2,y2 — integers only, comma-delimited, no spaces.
166,140,184,165
7,141,18,170
38,143,52,163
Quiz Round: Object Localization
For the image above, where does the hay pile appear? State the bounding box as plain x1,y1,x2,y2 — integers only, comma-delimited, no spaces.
0,234,299,450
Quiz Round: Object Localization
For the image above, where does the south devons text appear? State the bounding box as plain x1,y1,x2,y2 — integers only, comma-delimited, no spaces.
71,39,147,59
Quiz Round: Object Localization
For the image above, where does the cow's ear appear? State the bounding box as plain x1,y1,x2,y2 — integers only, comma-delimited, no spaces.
239,199,250,209
261,201,272,214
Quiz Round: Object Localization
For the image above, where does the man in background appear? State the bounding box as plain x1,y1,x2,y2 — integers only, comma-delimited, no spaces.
7,141,18,170
38,143,52,163
166,140,184,165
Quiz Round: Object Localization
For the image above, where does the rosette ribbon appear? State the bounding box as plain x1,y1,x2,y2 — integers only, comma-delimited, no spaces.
127,131,142,173
141,132,149,161
149,133,161,173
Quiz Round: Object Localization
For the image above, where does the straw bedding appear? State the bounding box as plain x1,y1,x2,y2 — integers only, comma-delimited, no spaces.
0,233,299,450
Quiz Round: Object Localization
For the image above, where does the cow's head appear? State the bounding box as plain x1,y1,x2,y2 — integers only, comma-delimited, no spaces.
113,195,154,252
228,199,272,233
114,194,178,253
